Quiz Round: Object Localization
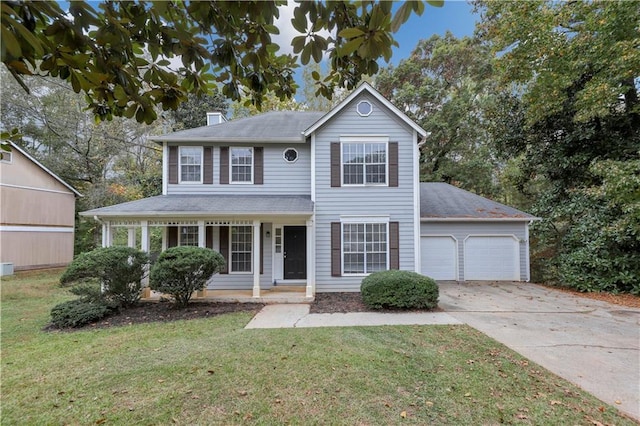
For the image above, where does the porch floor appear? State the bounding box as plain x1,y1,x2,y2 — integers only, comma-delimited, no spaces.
143,286,313,304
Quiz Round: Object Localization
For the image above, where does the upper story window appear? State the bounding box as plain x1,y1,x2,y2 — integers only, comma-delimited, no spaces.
0,151,12,163
231,147,253,183
283,148,298,163
179,147,202,183
356,100,373,117
342,141,387,185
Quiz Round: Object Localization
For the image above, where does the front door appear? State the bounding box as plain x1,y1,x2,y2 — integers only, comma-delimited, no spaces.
283,226,306,280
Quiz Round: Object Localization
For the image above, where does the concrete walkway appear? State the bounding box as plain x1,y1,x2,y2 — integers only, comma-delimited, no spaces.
245,282,640,421
245,304,462,329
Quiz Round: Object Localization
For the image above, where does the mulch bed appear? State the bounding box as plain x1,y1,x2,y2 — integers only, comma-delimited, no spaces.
46,286,639,332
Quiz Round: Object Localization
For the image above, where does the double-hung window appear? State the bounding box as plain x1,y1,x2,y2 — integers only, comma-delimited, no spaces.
179,147,202,183
231,147,253,183
342,221,388,274
230,225,252,272
341,138,387,185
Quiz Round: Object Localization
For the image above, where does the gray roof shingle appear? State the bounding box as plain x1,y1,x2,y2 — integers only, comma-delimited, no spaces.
420,182,536,220
148,111,326,143
81,195,313,217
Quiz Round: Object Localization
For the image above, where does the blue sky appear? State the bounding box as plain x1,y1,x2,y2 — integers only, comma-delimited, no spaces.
272,1,479,98
390,1,478,64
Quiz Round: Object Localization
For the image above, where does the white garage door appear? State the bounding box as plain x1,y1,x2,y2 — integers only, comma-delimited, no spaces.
421,236,457,280
465,236,519,280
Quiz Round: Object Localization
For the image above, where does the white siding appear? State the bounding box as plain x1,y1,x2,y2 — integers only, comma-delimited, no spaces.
420,221,530,281
315,93,418,292
168,144,311,195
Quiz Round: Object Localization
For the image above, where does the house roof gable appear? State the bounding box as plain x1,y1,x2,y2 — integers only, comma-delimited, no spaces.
303,82,427,138
7,142,82,197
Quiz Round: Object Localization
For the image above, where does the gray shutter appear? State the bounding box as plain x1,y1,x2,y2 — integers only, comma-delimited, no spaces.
330,142,341,187
389,142,398,187
203,146,213,184
220,147,229,184
167,226,178,248
254,147,263,184
219,226,229,274
331,222,341,276
168,146,178,184
389,221,399,270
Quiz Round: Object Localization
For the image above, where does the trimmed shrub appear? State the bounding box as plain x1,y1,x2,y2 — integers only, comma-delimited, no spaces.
149,246,225,308
360,270,439,310
50,299,114,328
61,246,149,307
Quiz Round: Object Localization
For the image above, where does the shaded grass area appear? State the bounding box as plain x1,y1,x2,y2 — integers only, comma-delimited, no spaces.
1,270,634,425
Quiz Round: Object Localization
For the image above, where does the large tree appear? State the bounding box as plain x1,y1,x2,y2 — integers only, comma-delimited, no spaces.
1,0,440,126
376,32,501,197
476,0,640,292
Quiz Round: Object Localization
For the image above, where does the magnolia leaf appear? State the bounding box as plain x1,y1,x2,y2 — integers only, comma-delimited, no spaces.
338,27,365,39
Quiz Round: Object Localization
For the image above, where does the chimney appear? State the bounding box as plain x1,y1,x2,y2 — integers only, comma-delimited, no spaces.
207,112,227,126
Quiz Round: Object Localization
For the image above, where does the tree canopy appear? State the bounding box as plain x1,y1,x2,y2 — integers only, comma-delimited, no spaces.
475,0,640,124
1,0,441,125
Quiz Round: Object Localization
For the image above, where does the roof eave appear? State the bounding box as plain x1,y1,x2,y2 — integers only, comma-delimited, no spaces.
148,136,306,144
420,217,541,222
80,210,313,218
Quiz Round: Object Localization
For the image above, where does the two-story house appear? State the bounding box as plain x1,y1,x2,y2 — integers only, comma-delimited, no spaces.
82,83,536,299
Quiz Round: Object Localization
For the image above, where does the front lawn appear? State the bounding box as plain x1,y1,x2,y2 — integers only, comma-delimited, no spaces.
1,270,633,425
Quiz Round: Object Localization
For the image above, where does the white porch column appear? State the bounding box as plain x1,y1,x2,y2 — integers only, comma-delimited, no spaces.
252,220,261,298
127,227,136,248
306,219,315,298
198,220,206,248
141,220,150,252
103,222,113,247
141,221,150,292
101,222,108,247
161,226,167,251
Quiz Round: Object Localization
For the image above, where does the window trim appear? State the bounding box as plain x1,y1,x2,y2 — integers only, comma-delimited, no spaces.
340,136,389,187
282,147,299,163
340,217,390,276
229,225,253,274
178,146,203,184
356,100,373,117
0,151,12,163
230,147,254,184
178,225,199,247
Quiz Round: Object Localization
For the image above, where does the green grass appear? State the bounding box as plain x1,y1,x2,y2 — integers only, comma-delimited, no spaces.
1,270,634,425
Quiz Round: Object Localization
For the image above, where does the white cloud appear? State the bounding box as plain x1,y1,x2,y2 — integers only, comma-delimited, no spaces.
273,0,332,57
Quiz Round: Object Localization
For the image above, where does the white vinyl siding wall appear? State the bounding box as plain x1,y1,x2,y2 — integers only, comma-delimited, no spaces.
167,144,311,195
315,93,418,292
420,221,530,282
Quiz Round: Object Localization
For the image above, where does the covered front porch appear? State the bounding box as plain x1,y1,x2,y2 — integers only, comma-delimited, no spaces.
81,194,315,301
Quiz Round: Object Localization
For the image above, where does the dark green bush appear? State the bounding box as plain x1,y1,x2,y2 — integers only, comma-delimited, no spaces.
50,299,114,328
149,246,225,308
61,246,149,307
360,270,439,310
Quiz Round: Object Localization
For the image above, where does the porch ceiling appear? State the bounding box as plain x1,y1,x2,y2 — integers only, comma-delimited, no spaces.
80,194,314,218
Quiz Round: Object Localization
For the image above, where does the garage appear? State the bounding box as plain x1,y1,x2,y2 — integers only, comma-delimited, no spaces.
420,183,538,282
464,236,520,281
420,236,457,280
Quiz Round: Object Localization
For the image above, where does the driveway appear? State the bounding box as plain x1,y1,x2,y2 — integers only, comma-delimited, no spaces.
438,281,640,421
